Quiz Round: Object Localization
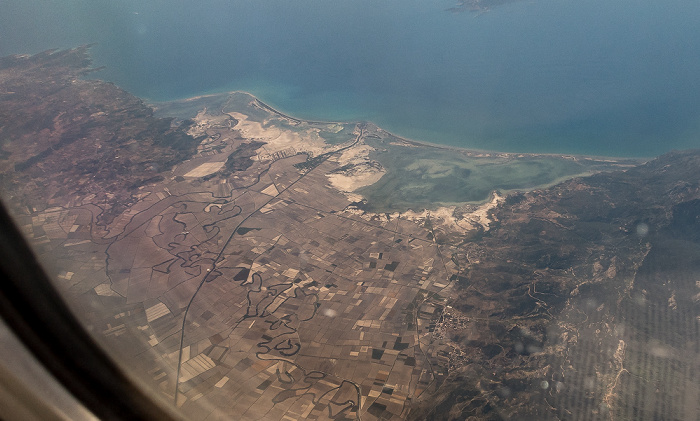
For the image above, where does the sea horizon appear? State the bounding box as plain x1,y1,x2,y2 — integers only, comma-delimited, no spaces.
3,0,700,158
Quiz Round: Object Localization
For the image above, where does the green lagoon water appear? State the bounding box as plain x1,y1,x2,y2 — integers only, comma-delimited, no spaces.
357,138,600,211
2,0,700,157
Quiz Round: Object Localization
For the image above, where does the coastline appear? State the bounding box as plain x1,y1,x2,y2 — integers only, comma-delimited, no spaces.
153,88,648,214
153,89,649,164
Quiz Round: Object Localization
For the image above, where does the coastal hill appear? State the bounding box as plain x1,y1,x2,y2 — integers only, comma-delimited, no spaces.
1,47,698,420
0,46,204,223
408,149,700,420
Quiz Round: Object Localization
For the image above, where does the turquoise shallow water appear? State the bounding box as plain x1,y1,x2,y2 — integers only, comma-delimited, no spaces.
2,0,700,157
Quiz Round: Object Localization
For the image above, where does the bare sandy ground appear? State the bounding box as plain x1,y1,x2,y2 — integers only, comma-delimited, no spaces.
184,162,226,178
326,144,386,192
399,191,504,233
345,192,503,234
226,111,331,159
187,108,232,137
225,108,386,194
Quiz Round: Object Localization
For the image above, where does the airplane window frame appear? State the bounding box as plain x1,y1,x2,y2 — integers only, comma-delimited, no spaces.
0,201,183,421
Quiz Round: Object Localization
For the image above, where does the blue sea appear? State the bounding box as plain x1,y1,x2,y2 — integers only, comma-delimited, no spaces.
2,0,700,157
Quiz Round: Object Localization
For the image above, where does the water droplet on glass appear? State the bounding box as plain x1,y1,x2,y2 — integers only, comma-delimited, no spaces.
636,223,649,237
497,387,511,398
555,381,564,392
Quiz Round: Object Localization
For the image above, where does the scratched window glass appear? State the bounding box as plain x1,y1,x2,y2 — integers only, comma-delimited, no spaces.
1,0,699,419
